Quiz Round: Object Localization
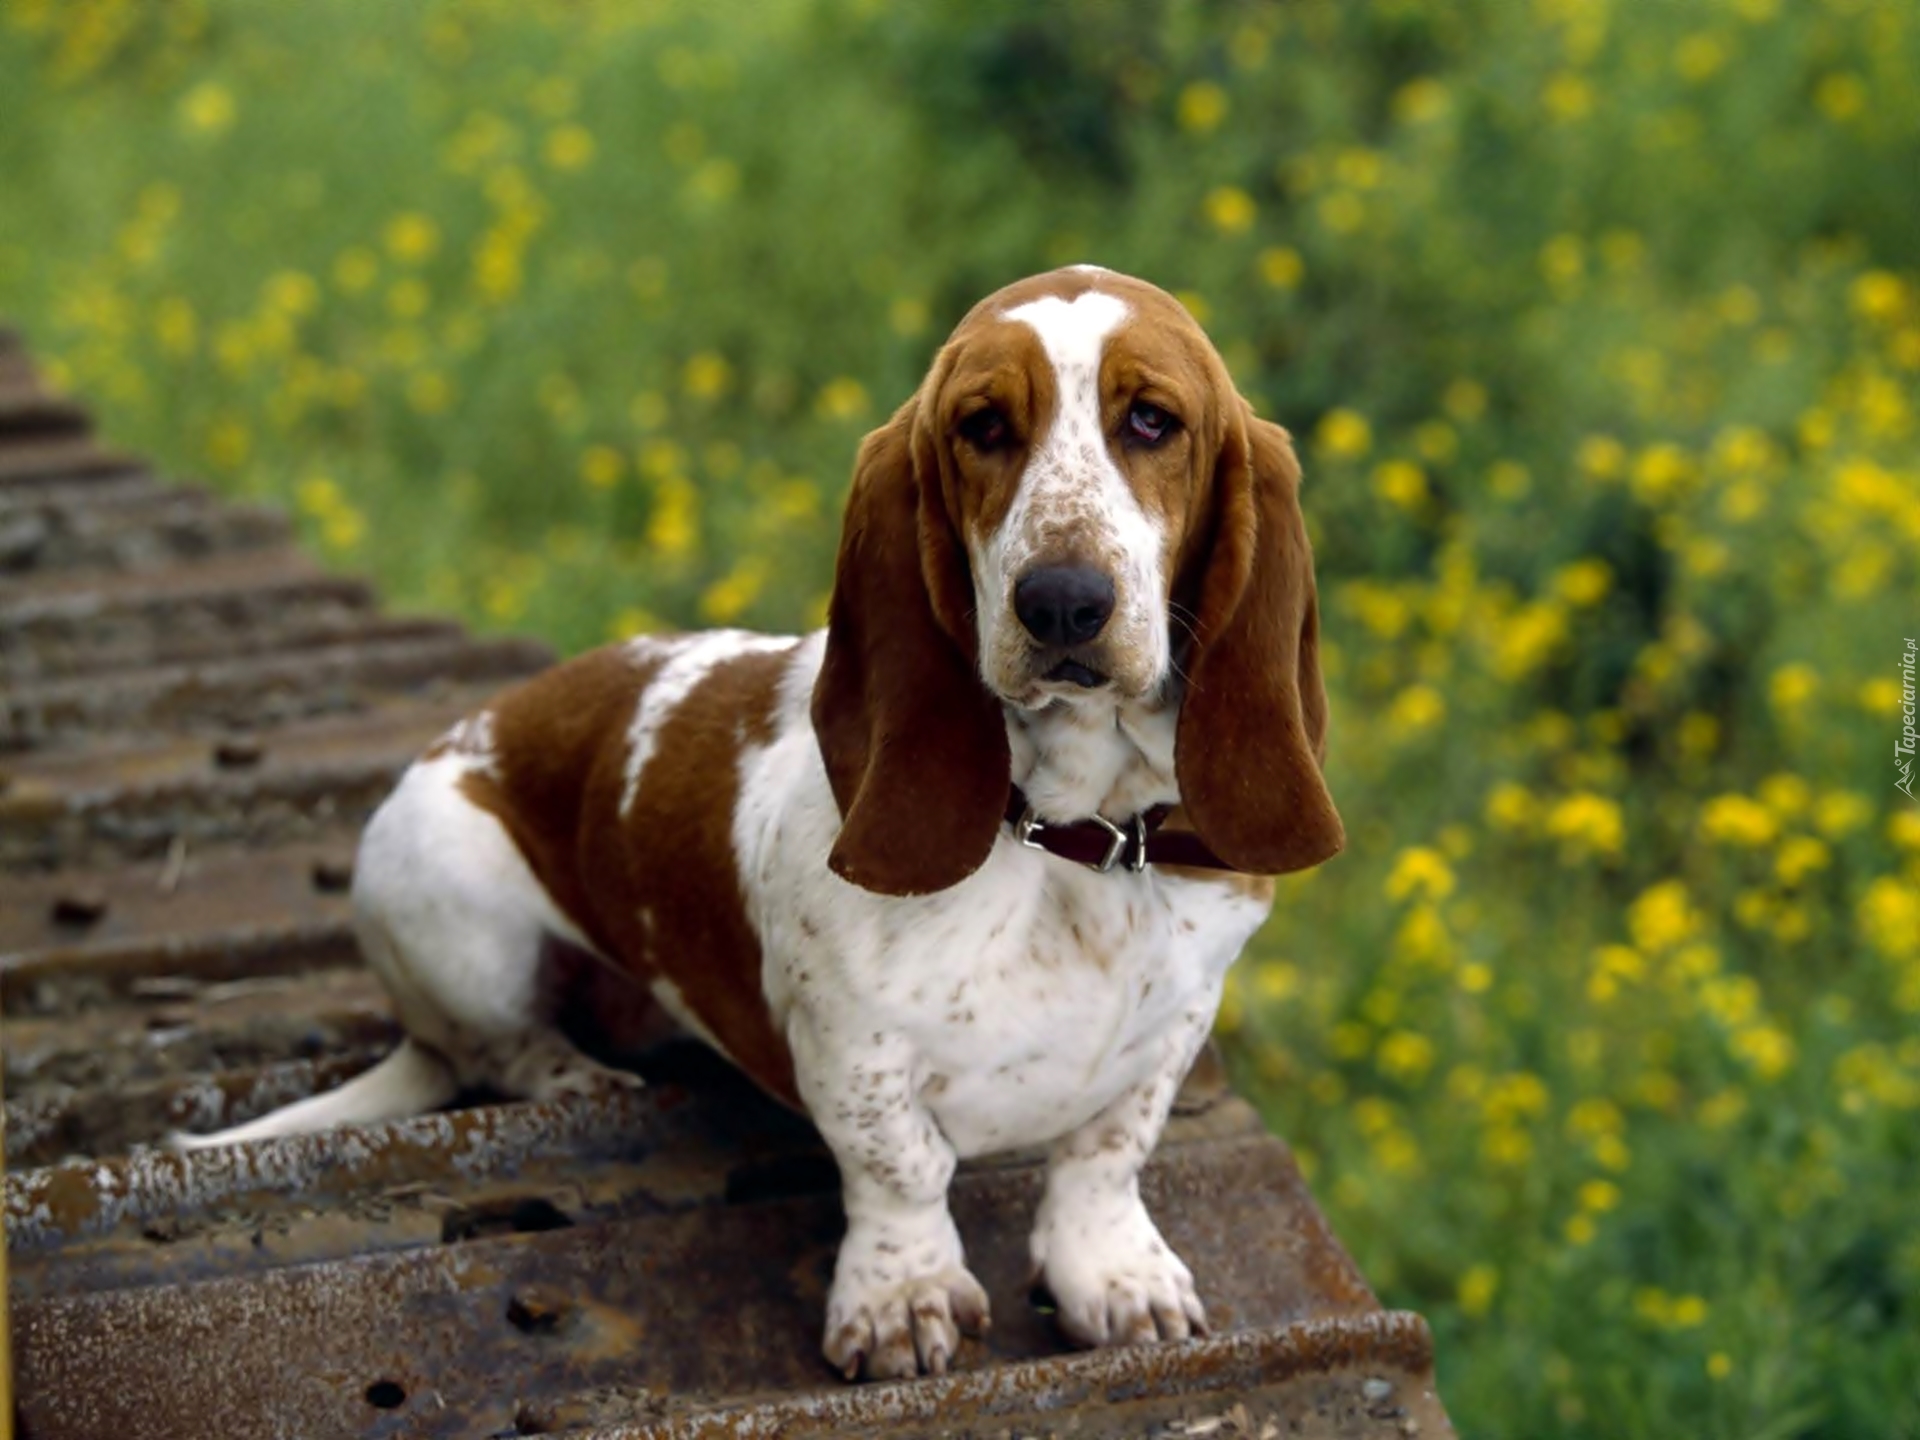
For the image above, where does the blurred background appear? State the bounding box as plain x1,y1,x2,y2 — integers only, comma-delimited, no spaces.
2,0,1917,1433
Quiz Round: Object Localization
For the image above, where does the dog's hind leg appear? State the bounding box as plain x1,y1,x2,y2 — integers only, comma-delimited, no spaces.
172,752,634,1150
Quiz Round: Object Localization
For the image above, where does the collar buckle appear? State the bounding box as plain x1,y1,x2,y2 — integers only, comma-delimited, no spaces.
1015,805,1150,874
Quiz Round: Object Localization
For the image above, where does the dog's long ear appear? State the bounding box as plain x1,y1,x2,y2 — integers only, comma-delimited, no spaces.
1176,405,1344,875
811,395,1011,895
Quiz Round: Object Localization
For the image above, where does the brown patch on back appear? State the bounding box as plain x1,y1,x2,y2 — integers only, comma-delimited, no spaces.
459,639,805,1108
583,643,800,1105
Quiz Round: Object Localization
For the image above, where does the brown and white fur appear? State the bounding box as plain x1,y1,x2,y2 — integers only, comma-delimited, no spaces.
177,267,1344,1381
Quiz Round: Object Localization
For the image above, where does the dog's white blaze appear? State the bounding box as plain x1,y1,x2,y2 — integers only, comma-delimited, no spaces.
620,630,794,816
973,290,1170,710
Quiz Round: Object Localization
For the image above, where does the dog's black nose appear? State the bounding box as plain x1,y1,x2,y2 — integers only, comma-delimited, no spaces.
1014,566,1116,648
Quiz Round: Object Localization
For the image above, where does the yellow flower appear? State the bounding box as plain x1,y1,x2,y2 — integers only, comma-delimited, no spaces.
1563,1213,1597,1246
683,351,733,400
1315,408,1372,459
386,278,430,320
1858,877,1920,960
1259,246,1304,290
1317,192,1365,234
1544,792,1625,860
816,376,870,421
1539,234,1586,290
1716,286,1761,326
1631,444,1695,504
1769,663,1818,714
700,556,769,624
1707,1353,1733,1381
890,296,929,336
1414,421,1457,464
264,271,319,317
1673,33,1727,83
1174,291,1211,324
1700,1088,1747,1128
154,297,198,357
1333,149,1382,189
206,417,250,470
1816,72,1866,122
1373,459,1428,510
1891,810,1920,850
1732,1025,1794,1081
1814,790,1871,838
406,371,452,415
1489,460,1531,498
384,213,441,264
1590,945,1645,1001
1700,794,1779,847
544,124,597,171
322,505,365,551
1860,677,1905,716
1850,271,1907,324
1177,81,1228,134
297,474,342,516
1629,881,1700,954
1457,1264,1497,1317
580,445,625,490
1443,380,1488,422
1492,601,1569,680
1392,78,1450,126
1775,836,1830,887
1385,847,1455,903
630,391,670,430
1387,684,1446,732
179,81,236,136
1204,186,1257,235
1486,782,1538,831
1553,559,1613,608
1578,1179,1620,1213
1543,72,1593,121
647,475,699,557
1577,434,1626,480
639,439,687,479
1377,1031,1435,1083
1678,712,1720,760
1395,904,1452,967
1593,1133,1631,1172
1252,960,1299,1001
333,247,379,294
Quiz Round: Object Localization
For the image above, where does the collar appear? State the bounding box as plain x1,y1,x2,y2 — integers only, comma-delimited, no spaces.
1004,787,1238,874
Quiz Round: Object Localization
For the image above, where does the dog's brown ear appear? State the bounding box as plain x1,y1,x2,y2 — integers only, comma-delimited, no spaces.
811,396,1011,895
1176,406,1344,875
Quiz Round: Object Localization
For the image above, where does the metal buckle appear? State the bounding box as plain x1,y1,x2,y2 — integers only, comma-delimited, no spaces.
1016,806,1149,874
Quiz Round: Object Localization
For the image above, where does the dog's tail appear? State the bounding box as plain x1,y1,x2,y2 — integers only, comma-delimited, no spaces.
169,1039,457,1151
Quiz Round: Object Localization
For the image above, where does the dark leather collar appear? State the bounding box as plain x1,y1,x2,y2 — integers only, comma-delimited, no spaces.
1004,787,1237,873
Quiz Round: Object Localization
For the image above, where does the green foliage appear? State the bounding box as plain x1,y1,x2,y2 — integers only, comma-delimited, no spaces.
4,1,1918,1434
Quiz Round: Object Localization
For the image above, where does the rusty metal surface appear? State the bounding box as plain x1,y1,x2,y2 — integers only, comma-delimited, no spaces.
0,326,1452,1439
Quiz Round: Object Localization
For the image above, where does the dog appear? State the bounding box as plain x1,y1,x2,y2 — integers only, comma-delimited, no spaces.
177,266,1344,1380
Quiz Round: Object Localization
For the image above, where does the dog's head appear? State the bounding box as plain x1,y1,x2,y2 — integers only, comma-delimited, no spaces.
812,266,1343,895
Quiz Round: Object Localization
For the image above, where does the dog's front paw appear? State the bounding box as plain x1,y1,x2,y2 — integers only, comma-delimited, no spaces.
1030,1200,1207,1349
824,1220,990,1380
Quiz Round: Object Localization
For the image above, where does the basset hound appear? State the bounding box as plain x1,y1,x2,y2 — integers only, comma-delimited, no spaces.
178,265,1344,1380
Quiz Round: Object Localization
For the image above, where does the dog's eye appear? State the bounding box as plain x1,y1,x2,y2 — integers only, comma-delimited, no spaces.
1126,402,1174,444
959,407,1009,451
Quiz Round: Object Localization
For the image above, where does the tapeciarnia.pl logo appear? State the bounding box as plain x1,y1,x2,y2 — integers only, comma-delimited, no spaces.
1898,637,1917,801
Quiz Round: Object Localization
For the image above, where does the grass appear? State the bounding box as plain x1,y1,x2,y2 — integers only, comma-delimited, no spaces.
3,0,1918,1433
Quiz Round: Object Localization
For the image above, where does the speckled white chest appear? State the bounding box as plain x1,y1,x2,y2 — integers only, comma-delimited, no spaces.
733,634,1269,1160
